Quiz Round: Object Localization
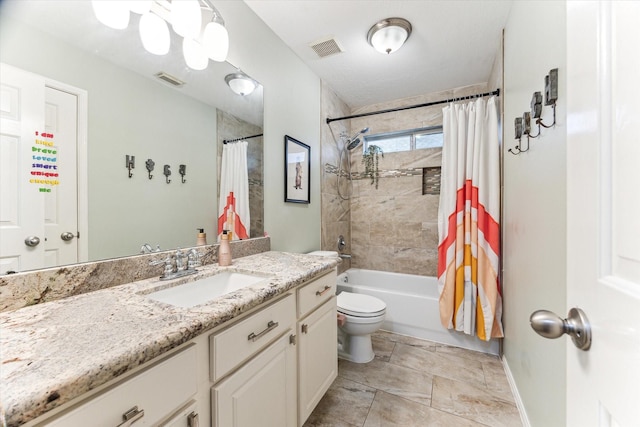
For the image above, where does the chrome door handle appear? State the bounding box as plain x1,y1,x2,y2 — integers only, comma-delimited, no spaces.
530,307,591,351
24,236,40,247
60,232,75,241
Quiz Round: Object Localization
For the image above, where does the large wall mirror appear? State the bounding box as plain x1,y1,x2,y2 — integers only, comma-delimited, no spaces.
0,0,264,275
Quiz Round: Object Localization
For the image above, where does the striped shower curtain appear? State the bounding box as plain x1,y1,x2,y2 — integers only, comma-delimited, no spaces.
218,140,250,240
437,96,503,341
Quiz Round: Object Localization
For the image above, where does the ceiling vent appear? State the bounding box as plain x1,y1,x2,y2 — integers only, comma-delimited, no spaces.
309,37,344,58
154,72,185,87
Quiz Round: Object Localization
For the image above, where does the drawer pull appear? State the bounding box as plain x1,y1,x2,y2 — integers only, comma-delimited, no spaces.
247,320,279,342
188,411,199,427
316,285,332,296
116,406,144,427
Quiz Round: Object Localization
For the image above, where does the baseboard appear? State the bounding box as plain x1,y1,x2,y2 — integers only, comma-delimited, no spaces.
501,354,531,427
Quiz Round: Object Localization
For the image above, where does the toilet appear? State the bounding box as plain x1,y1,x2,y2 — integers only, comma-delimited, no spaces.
336,291,386,363
306,250,386,363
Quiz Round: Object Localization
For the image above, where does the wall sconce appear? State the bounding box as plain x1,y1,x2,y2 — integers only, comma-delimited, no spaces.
91,0,229,71
367,17,412,54
225,71,257,96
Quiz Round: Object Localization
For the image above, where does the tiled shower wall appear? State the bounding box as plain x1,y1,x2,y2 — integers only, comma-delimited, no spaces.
320,82,352,274
321,82,493,276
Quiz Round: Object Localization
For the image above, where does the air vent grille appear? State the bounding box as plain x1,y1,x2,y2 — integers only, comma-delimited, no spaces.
154,72,185,87
309,37,344,58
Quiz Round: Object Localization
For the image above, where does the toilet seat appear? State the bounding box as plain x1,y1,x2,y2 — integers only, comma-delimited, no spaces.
337,291,386,318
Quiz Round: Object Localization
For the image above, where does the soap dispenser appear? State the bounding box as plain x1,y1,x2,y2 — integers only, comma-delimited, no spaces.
196,228,207,246
218,230,232,266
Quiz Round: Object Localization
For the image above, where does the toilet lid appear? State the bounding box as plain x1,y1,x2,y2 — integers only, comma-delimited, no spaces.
337,291,386,317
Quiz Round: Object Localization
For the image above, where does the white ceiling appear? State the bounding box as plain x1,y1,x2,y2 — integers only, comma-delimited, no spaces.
245,0,513,109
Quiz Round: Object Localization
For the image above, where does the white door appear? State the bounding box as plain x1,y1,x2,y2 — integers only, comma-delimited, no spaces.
0,63,79,274
43,86,78,268
566,2,640,426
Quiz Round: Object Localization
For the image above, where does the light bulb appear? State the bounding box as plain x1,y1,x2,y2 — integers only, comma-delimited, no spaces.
139,12,170,55
92,0,130,30
203,21,229,62
183,38,208,70
171,0,202,39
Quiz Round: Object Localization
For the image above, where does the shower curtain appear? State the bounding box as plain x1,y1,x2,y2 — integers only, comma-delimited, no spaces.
437,96,503,341
218,140,250,240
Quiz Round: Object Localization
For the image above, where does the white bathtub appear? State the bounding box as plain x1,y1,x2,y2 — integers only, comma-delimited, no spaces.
337,268,500,355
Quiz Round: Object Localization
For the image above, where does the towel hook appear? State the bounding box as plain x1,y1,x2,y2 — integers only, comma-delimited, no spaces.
146,159,155,179
163,165,171,184
179,164,186,184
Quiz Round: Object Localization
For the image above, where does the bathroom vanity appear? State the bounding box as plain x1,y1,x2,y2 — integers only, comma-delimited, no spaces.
0,252,338,427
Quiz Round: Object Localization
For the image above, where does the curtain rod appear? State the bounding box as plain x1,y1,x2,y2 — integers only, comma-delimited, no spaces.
223,133,264,144
326,89,500,124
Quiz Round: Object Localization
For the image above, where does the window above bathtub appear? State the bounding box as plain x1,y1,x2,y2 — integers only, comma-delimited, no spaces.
363,126,443,154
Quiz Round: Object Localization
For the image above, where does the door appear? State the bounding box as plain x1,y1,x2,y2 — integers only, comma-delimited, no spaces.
0,63,79,274
43,86,78,268
566,2,640,426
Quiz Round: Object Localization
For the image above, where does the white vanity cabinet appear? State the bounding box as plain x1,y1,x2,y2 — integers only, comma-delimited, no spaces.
296,272,338,426
210,269,338,427
41,345,199,427
210,294,297,427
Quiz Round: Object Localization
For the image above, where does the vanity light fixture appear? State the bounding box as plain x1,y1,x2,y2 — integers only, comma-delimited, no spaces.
225,71,257,96
367,17,412,54
91,0,229,70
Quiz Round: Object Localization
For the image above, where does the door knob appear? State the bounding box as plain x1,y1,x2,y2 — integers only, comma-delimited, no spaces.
24,236,41,247
60,232,75,241
530,307,591,351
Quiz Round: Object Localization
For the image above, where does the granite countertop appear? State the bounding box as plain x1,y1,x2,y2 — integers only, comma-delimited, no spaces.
0,251,339,426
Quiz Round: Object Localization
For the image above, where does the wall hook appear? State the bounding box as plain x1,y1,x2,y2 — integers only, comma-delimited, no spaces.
146,159,155,179
163,165,171,184
126,155,135,178
179,164,186,183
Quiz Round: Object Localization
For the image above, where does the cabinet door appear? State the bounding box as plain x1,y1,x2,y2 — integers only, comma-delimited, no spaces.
212,331,297,427
45,345,197,426
298,297,338,426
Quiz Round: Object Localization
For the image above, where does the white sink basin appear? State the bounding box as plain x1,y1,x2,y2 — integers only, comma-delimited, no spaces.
147,272,269,308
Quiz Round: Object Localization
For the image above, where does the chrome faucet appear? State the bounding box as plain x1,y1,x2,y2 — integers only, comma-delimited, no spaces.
149,248,199,280
140,243,161,254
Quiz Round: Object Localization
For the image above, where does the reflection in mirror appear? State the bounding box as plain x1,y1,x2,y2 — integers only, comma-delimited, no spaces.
0,0,263,275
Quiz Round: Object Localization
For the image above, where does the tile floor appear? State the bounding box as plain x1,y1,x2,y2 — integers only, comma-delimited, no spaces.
304,331,522,427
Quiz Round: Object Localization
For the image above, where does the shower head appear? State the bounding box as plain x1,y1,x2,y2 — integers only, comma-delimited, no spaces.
345,127,370,151
346,137,361,150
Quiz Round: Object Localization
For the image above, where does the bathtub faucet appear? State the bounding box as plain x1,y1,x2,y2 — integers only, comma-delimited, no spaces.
339,254,352,259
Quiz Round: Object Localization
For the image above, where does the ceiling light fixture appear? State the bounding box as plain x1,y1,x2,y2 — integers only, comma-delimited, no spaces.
91,0,229,70
225,71,257,96
367,17,412,55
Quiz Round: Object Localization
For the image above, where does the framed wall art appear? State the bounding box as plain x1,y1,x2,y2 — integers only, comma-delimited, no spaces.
284,135,310,204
